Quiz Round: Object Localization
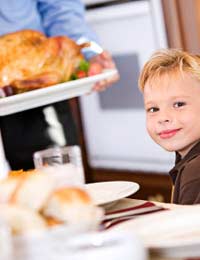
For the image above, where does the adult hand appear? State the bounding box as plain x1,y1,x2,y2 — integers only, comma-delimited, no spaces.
89,50,119,92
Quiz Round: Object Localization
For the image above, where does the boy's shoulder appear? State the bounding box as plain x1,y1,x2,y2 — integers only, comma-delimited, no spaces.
181,154,200,183
186,153,200,166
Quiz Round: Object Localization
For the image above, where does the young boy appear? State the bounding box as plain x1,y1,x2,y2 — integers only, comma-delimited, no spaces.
139,49,200,205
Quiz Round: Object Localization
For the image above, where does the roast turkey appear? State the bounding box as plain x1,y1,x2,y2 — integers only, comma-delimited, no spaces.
0,30,88,94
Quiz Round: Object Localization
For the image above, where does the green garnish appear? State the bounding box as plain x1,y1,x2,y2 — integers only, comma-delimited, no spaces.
70,73,78,80
78,60,90,72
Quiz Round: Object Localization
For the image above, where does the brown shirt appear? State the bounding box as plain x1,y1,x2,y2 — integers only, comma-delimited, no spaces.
169,141,200,205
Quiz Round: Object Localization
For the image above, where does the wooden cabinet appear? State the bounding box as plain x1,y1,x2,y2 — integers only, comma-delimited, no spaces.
162,0,200,52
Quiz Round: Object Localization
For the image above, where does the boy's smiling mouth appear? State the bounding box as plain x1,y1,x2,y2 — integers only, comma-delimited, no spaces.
158,128,181,139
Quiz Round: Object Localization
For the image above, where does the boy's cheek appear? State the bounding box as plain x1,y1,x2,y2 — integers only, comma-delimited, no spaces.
146,123,155,139
146,119,152,132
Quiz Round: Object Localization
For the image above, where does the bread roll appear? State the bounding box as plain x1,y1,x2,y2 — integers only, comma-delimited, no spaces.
0,176,19,203
0,170,55,209
11,171,55,211
0,204,47,235
45,216,63,227
43,187,103,227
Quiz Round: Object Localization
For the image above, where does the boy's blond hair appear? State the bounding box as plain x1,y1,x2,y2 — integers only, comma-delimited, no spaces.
139,49,200,92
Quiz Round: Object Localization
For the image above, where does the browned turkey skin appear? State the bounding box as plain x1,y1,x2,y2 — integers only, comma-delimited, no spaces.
0,30,88,94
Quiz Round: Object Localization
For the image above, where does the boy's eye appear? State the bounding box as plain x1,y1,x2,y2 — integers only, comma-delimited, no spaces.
147,107,159,113
174,102,186,108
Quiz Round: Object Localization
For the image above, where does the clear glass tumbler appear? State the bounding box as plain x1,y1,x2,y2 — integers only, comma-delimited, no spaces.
33,145,85,188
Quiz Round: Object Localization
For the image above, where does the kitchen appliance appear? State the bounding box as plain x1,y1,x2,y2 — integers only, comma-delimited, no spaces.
80,0,174,172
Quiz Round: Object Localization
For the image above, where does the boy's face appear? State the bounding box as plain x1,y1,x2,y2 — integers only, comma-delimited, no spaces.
143,72,200,157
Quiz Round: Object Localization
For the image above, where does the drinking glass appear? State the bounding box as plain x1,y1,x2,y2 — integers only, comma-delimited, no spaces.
65,231,147,260
33,145,85,188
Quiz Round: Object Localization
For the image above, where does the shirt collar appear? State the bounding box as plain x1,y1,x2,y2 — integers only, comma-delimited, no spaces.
169,140,200,183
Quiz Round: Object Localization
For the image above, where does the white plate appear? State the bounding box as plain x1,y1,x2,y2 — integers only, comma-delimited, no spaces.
111,205,200,257
85,181,140,207
0,69,118,116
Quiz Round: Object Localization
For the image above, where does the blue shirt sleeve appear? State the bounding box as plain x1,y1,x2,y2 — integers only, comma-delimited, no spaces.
37,0,100,59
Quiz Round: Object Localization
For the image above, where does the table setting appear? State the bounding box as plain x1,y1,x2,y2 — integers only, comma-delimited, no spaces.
1,144,200,260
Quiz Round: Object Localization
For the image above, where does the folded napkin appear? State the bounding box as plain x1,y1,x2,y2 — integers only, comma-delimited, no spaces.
102,201,165,229
102,201,200,258
110,204,200,249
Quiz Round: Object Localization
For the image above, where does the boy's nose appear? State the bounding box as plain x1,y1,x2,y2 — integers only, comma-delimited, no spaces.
158,112,172,124
158,118,170,124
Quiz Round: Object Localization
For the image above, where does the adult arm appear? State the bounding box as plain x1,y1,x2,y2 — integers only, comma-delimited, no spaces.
37,0,119,89
37,0,99,58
